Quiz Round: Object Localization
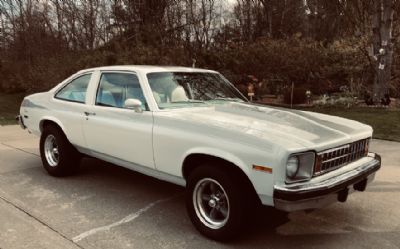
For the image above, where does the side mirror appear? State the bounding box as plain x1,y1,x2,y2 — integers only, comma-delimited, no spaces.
124,98,143,113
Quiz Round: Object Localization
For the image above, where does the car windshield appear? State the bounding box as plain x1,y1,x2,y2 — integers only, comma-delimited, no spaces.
147,72,247,109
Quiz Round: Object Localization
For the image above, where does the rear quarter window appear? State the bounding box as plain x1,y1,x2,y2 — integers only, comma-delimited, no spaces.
55,74,92,103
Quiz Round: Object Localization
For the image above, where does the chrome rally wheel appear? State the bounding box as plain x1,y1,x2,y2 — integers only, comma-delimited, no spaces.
44,134,59,167
193,178,230,229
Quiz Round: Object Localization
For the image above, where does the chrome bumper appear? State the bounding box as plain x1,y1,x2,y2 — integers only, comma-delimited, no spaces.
16,115,26,129
274,153,381,212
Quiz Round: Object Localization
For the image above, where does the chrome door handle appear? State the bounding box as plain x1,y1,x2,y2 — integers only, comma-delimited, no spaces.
84,112,96,116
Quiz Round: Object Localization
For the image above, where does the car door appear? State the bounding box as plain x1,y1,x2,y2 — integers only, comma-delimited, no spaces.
82,71,155,169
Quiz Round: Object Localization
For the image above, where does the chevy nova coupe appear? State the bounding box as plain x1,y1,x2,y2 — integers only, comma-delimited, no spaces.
18,66,381,240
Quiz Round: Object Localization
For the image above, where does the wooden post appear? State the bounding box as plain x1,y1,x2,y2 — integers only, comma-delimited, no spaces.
290,82,294,109
247,82,255,102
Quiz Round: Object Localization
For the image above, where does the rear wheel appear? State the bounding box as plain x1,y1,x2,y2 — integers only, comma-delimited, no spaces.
186,164,249,241
40,124,81,176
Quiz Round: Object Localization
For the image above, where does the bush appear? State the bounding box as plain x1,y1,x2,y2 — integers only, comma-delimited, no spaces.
313,94,357,108
283,87,307,104
0,36,389,97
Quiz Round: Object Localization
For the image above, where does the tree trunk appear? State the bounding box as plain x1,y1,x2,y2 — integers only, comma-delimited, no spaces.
372,0,394,102
302,0,311,38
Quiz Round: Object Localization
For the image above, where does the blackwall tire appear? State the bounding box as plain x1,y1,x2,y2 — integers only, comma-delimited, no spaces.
186,165,248,241
40,125,81,176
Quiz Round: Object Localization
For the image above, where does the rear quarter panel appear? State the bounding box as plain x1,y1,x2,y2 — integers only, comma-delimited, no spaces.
20,92,87,148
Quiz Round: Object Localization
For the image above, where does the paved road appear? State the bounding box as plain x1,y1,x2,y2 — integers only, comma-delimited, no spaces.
0,125,399,249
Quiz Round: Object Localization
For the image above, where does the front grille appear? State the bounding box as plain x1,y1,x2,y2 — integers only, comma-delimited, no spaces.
314,138,369,176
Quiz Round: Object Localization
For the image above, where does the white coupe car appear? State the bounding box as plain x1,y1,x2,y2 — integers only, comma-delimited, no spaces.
17,65,381,240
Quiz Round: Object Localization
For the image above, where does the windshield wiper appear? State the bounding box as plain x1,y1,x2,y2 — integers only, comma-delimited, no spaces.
211,97,243,102
170,100,206,104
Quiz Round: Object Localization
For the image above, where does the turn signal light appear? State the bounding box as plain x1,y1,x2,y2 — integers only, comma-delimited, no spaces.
252,165,273,174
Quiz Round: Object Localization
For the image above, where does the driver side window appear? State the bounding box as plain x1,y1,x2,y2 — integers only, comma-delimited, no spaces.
95,72,147,110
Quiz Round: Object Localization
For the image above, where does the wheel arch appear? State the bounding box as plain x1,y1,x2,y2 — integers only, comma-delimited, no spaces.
39,117,66,135
182,151,261,205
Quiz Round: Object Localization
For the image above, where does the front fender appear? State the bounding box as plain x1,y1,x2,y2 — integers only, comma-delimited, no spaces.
181,147,252,179
181,146,278,206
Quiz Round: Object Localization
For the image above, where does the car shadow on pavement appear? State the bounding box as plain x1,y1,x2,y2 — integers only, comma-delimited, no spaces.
77,158,293,237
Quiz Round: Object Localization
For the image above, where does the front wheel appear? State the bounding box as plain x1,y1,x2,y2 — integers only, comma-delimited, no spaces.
186,165,248,241
40,125,81,176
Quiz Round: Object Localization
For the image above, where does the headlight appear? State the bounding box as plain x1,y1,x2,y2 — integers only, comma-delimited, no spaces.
286,152,315,183
286,156,299,178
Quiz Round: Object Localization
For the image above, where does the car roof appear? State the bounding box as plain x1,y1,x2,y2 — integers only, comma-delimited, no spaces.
78,65,218,74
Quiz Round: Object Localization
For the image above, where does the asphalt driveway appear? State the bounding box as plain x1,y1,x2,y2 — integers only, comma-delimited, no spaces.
0,125,399,249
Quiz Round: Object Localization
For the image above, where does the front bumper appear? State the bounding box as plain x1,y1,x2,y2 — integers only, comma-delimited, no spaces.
274,152,381,212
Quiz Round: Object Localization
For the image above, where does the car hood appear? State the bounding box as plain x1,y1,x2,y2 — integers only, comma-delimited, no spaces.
161,102,372,151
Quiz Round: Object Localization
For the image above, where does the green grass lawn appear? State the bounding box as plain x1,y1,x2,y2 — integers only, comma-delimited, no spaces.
0,93,399,142
301,107,400,142
0,93,25,126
